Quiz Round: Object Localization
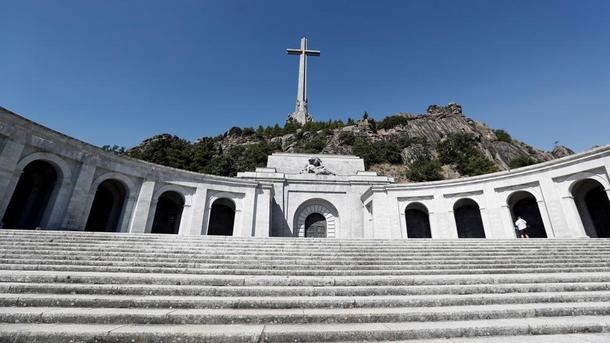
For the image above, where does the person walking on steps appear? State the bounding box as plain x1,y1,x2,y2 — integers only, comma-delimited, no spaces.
515,216,529,239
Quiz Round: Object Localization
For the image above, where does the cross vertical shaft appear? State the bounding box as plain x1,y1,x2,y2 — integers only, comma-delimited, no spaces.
287,37,320,124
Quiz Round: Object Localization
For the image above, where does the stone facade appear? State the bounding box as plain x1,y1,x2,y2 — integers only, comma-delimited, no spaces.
1,106,609,239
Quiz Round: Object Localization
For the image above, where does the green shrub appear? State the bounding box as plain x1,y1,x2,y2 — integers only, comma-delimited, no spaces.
493,129,512,143
227,127,242,136
352,138,403,167
406,148,443,182
338,131,356,146
298,135,328,153
461,153,498,176
378,115,411,130
509,156,538,169
241,127,255,136
438,133,498,176
352,138,382,167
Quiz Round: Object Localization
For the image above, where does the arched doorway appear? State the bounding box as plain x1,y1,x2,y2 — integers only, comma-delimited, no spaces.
405,203,431,238
293,199,338,238
85,179,127,232
151,191,184,234
2,160,59,230
508,191,547,238
454,198,486,238
571,179,610,238
207,198,235,236
304,213,327,238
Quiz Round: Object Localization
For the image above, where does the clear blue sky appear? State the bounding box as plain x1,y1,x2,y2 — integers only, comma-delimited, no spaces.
1,0,609,152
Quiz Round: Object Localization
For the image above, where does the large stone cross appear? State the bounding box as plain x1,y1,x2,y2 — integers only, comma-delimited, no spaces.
287,37,320,124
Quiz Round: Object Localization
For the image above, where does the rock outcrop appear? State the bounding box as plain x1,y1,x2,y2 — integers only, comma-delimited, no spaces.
128,103,573,182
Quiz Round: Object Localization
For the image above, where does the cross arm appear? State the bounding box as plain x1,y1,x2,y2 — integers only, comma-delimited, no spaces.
286,49,320,56
305,50,320,56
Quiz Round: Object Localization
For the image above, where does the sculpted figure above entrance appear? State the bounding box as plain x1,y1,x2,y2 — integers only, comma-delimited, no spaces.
300,157,335,175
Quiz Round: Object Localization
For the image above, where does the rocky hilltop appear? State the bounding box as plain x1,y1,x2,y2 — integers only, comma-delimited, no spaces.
124,103,573,183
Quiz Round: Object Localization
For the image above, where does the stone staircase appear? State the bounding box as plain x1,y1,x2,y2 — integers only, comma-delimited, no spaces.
1,230,610,342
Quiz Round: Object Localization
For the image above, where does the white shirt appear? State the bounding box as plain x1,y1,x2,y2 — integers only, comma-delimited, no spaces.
515,218,527,230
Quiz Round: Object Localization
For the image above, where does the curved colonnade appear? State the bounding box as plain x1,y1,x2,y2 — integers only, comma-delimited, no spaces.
0,107,609,239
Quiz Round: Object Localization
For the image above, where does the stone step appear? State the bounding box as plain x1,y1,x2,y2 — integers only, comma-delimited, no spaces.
396,333,610,343
4,291,610,309
1,315,610,342
2,302,610,325
2,237,610,249
2,229,605,241
4,281,610,297
4,257,609,270
5,240,609,251
3,255,609,266
3,263,610,276
3,270,609,287
3,254,607,269
3,248,609,260
9,242,610,252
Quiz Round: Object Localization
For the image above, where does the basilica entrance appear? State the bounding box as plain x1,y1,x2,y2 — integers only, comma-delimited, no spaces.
2,160,58,230
207,198,235,236
508,191,547,238
454,199,486,238
405,203,432,238
151,191,184,234
85,179,127,232
571,179,610,238
304,213,327,238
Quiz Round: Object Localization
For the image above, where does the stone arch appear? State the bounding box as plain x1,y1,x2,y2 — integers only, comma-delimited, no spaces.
207,198,236,236
453,198,486,238
3,152,73,229
15,152,72,181
294,199,338,238
2,160,60,229
405,202,431,238
507,190,547,238
151,190,185,234
570,178,610,238
85,178,128,232
84,172,137,232
567,173,610,194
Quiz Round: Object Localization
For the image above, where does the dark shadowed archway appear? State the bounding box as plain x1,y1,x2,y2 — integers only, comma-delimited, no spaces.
2,160,59,230
207,198,235,236
304,213,327,238
571,179,610,238
508,191,547,238
405,202,432,238
454,198,486,238
85,179,127,232
151,191,184,234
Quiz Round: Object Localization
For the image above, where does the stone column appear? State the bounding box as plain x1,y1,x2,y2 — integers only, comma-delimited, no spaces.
371,190,395,239
536,199,555,238
61,157,98,230
560,195,588,237
480,184,508,238
500,204,517,238
184,185,207,236
539,177,570,237
0,140,25,222
238,188,257,237
129,181,156,234
479,206,493,238
177,193,193,236
253,185,273,237
439,210,458,239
